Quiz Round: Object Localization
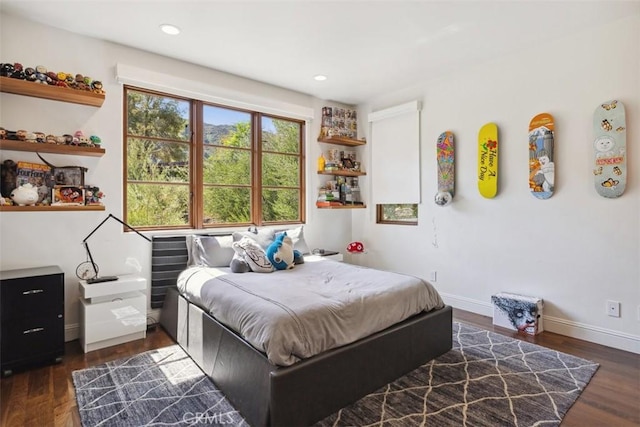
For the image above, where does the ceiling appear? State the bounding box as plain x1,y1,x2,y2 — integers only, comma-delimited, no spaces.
2,1,638,105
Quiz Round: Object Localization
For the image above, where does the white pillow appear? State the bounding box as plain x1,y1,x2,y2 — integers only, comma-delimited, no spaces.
186,234,235,267
232,228,275,250
275,225,310,255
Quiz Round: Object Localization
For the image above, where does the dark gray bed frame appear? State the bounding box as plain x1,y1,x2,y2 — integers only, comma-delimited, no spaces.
154,235,453,427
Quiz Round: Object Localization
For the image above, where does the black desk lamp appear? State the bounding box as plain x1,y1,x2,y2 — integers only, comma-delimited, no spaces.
76,214,151,284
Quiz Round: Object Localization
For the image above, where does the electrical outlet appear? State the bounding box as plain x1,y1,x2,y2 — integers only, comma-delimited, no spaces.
607,300,620,317
430,271,437,282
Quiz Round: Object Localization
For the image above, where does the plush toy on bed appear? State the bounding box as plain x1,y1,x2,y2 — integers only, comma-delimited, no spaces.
231,237,274,273
266,232,301,270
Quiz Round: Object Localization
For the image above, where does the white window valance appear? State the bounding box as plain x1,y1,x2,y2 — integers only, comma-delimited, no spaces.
368,100,421,204
115,63,314,121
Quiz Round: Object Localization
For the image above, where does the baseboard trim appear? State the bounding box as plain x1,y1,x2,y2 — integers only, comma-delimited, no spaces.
65,323,79,342
543,315,640,354
440,292,493,317
441,292,640,354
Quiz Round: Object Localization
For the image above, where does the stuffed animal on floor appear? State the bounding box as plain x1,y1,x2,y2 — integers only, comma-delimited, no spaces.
266,232,298,270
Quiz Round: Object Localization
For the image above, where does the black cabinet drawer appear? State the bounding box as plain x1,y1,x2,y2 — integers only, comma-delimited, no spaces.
0,266,65,374
1,314,64,365
0,273,64,319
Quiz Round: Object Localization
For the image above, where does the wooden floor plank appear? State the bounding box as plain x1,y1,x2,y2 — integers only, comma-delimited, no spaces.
0,312,637,426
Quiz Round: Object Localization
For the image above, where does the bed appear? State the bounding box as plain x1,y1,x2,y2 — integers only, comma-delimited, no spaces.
154,232,452,426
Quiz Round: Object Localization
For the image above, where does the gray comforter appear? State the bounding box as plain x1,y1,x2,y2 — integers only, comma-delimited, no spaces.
177,259,444,366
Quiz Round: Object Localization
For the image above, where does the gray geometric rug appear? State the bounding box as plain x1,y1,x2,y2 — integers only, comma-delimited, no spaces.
316,322,599,426
72,346,248,426
73,322,598,426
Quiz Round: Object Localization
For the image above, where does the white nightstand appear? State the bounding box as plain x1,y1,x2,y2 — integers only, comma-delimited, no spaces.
306,252,344,262
79,275,147,353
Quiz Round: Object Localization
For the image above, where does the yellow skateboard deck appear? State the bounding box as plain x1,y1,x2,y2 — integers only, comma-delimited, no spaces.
478,123,498,198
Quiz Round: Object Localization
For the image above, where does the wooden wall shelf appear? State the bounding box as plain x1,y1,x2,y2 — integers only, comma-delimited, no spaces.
318,136,366,147
0,139,105,157
0,205,105,212
318,170,365,177
0,76,105,107
316,204,366,209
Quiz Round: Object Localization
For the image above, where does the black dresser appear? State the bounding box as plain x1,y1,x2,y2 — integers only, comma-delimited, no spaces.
0,265,65,376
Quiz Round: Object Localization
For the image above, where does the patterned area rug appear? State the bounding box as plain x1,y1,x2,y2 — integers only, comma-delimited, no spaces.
72,346,248,427
73,322,598,426
316,322,599,426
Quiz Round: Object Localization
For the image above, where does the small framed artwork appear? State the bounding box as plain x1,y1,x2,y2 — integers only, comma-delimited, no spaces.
52,185,85,206
53,167,85,186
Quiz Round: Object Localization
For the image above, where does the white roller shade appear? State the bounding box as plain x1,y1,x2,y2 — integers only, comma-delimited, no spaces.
368,101,421,204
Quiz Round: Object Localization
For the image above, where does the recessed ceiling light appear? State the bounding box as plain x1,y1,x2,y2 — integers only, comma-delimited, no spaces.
314,75,327,81
160,24,181,35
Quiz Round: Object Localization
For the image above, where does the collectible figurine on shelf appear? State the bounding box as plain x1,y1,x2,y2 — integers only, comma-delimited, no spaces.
1,159,17,197
10,63,25,80
0,63,14,77
90,135,102,147
84,185,105,205
1,61,105,94
46,71,59,85
10,183,38,206
91,80,105,94
74,130,91,146
25,67,36,82
64,74,75,88
25,132,37,143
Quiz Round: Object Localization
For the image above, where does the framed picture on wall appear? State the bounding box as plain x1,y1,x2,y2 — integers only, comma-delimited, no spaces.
53,167,85,186
52,185,85,206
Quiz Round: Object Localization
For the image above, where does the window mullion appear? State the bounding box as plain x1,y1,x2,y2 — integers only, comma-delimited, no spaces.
253,113,262,226
193,101,203,228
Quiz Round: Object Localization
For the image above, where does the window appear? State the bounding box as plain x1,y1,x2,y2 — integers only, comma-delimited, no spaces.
377,204,418,225
125,87,305,230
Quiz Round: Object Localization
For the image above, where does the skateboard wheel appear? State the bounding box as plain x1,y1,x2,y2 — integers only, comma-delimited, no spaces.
434,191,452,206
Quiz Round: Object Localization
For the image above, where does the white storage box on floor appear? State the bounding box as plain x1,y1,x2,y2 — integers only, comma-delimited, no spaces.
491,292,543,335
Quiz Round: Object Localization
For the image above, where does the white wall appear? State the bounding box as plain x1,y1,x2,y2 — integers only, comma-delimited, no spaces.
354,15,639,353
0,14,353,340
2,13,637,354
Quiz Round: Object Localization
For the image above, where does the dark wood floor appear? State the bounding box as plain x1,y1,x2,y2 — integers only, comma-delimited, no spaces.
1,309,638,426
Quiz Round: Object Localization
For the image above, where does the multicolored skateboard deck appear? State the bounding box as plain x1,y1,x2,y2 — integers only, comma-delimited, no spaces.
528,113,555,199
593,100,626,198
435,131,454,206
478,123,498,198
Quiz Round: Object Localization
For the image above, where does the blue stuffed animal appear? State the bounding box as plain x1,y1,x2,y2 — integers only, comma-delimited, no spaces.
266,232,298,270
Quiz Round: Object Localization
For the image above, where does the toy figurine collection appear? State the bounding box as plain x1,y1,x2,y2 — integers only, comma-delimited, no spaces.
0,126,101,147
0,156,104,208
0,62,105,94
